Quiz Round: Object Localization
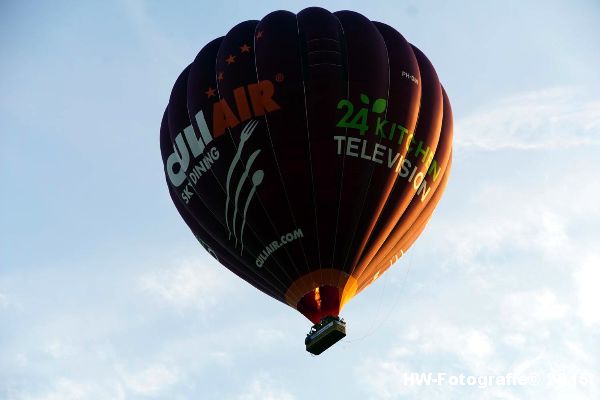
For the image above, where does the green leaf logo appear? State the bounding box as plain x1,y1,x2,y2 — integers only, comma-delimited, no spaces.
372,98,387,114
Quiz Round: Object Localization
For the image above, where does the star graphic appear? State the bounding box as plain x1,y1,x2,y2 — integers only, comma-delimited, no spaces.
217,71,224,81
240,43,251,53
226,54,236,65
256,31,263,39
205,87,216,98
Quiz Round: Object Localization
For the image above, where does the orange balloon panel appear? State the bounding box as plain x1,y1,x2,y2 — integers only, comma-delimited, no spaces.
357,156,452,293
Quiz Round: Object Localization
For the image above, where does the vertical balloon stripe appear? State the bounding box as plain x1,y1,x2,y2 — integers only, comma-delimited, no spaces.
169,70,307,304
254,10,320,280
160,109,288,298
183,29,308,301
183,39,302,297
356,87,453,281
168,68,270,269
330,10,391,283
356,156,452,292
213,20,310,286
356,45,443,274
296,7,347,274
213,21,295,280
346,22,422,274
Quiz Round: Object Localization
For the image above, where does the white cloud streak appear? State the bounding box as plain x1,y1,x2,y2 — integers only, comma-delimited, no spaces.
575,255,600,327
0,291,7,309
16,378,126,400
118,363,179,397
139,258,230,310
456,87,600,150
236,373,295,400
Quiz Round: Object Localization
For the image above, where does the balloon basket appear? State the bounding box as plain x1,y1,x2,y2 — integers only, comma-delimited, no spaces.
305,316,346,355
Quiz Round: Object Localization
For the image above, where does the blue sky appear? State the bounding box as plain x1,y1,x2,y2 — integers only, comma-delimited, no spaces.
1,0,599,398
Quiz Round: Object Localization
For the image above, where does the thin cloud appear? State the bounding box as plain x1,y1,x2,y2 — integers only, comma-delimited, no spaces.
0,291,7,309
356,359,415,399
433,158,600,268
502,289,570,328
456,87,600,150
16,378,125,400
118,363,179,397
139,258,232,310
575,255,600,327
237,373,295,400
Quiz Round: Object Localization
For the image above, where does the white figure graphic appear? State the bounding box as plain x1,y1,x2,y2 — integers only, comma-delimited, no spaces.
224,120,264,254
239,168,264,254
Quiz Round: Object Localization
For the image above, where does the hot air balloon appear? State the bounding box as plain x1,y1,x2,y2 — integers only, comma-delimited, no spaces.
160,7,453,355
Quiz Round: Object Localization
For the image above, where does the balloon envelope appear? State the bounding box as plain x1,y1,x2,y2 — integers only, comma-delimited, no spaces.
160,7,453,324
